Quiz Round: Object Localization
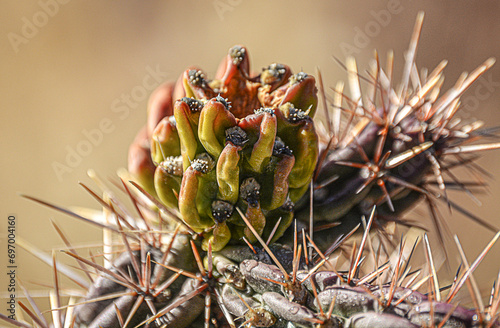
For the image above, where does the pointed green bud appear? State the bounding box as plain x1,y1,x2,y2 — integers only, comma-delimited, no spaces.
151,116,181,164
276,103,319,190
239,110,277,173
217,142,241,204
154,156,182,208
202,221,231,251
178,154,216,232
174,97,204,170
260,153,295,211
198,97,238,160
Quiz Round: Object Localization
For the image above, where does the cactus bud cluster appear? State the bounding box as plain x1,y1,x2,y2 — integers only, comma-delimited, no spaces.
130,45,319,250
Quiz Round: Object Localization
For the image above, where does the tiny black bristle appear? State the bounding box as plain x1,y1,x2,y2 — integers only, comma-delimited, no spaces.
212,200,234,223
191,153,215,173
280,198,294,212
240,177,261,207
286,103,309,123
180,97,204,112
254,107,275,116
215,94,232,110
229,45,246,65
289,71,308,84
225,126,248,147
273,137,293,156
188,69,207,87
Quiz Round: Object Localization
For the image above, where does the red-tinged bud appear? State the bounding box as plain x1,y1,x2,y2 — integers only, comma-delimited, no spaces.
221,45,250,84
128,126,157,198
182,68,216,100
260,63,292,92
273,73,318,117
239,110,277,173
147,82,174,139
172,66,190,102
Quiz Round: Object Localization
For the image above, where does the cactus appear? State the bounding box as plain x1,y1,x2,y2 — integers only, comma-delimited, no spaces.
3,12,500,328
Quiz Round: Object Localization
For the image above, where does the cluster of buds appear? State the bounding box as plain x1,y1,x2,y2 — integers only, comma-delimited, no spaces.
129,45,319,250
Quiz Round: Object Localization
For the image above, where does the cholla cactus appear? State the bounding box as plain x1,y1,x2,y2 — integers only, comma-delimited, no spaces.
6,219,500,328
297,14,500,251
3,12,500,328
129,45,319,251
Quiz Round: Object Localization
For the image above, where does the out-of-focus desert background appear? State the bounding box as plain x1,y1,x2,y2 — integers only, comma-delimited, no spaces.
1,0,500,324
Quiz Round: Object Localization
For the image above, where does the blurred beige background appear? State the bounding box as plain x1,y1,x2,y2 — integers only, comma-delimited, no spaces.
1,0,500,323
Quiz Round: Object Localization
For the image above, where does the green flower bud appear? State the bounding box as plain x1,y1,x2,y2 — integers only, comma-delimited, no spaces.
154,156,182,208
198,97,237,160
150,116,180,164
